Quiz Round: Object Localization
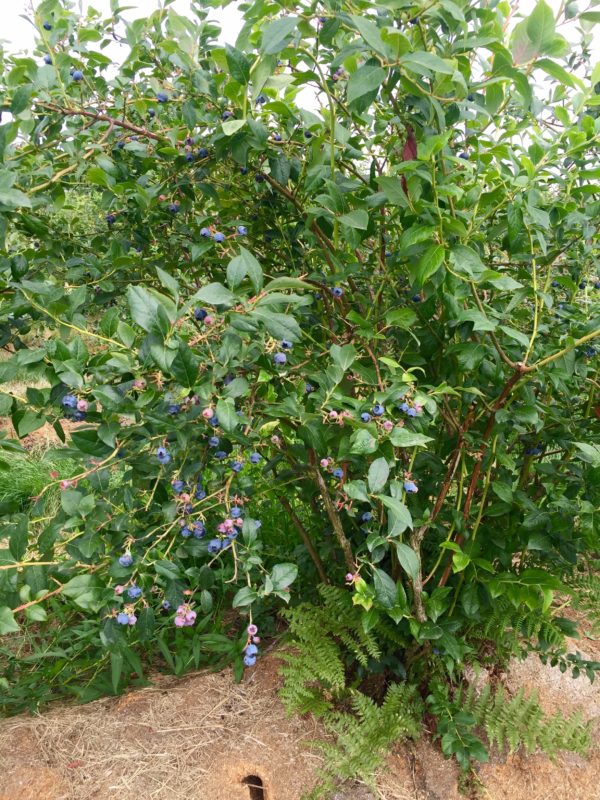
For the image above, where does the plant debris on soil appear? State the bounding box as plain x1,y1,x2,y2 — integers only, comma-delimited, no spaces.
1,632,599,800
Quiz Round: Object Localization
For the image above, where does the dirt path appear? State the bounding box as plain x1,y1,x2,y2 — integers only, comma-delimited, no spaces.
1,636,599,800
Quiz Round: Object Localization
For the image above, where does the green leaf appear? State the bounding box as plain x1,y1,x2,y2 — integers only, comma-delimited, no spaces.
61,574,105,612
389,429,433,448
385,308,418,329
535,58,583,89
450,245,486,281
339,209,369,229
378,177,407,206
350,429,379,455
373,568,397,608
572,442,600,466
216,398,239,432
225,44,251,85
227,247,263,292
347,65,386,108
271,563,298,590
127,286,175,332
251,310,302,342
378,496,413,534
414,244,445,286
170,343,199,388
330,344,356,370
368,457,389,493
191,282,234,306
261,17,299,55
0,606,20,634
393,542,420,582
232,586,257,607
350,15,393,59
111,651,124,693
222,119,246,136
452,551,471,573
263,277,313,292
526,0,556,52
402,51,454,75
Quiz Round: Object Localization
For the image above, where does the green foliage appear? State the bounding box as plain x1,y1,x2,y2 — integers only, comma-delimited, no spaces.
0,0,597,766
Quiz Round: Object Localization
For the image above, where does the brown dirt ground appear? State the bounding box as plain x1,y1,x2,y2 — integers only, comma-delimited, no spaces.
1,629,599,800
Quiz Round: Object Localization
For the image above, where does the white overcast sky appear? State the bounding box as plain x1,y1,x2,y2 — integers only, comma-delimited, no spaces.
3,0,593,53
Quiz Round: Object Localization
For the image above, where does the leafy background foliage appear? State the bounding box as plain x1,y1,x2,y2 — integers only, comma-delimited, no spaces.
0,0,599,786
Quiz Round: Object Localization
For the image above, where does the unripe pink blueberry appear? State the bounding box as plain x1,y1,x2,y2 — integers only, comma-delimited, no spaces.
114,585,124,595
174,615,185,627
204,315,215,325
60,480,72,490
271,434,281,444
202,407,213,419
133,378,146,390
128,614,137,625
77,399,89,412
217,522,227,533
234,518,243,527
382,420,394,432
177,605,186,615
247,623,258,636
252,636,260,643
328,410,338,419
320,458,330,468
185,610,197,623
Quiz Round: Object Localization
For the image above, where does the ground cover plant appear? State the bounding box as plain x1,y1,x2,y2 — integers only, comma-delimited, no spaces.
0,0,599,789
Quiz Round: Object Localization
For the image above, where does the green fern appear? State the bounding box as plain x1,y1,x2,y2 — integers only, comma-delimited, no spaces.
459,683,592,756
280,586,422,793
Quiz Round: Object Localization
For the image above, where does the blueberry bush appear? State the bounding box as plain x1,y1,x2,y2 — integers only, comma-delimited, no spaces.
0,0,599,773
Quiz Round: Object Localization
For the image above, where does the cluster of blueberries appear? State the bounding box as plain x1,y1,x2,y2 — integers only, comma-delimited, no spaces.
243,623,260,667
61,394,89,421
174,603,197,628
200,225,247,242
273,338,293,366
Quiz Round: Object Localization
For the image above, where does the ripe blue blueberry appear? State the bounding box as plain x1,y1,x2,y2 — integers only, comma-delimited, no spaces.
372,403,385,417
168,202,180,213
231,507,243,519
273,133,282,142
157,91,169,103
72,69,84,81
157,446,171,465
162,600,171,610
273,352,287,365
127,585,142,599
73,410,86,422
244,643,258,656
332,468,343,479
254,520,262,529
208,538,222,554
106,213,116,225
194,308,208,322
404,480,418,493
148,108,156,118
198,147,209,158
595,281,600,290
240,167,248,175
185,152,195,163
44,54,52,65
118,553,133,567
208,436,220,447
193,521,206,538
584,346,596,357
200,227,211,238
208,415,219,427
412,294,422,302
361,512,373,523
43,21,52,30
172,479,184,493
305,383,314,393
215,450,227,460
255,173,265,183
181,526,192,538
304,130,313,138
331,286,343,298
167,404,181,415
250,452,261,464
237,225,247,235
117,141,125,149
458,153,468,160
117,612,130,625
62,394,77,409
243,654,257,667
195,488,206,500
407,407,417,417
213,231,225,243
399,402,410,413
361,412,371,423
256,94,267,105
231,461,243,473
222,110,234,120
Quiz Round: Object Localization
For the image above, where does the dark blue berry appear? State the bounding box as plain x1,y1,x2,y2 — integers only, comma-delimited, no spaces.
372,403,385,417
72,70,83,82
43,21,52,30
119,553,133,567
194,307,208,320
157,91,169,103
331,286,343,298
361,412,371,423
332,468,343,479
198,147,209,158
250,452,261,464
43,55,52,65
274,352,287,365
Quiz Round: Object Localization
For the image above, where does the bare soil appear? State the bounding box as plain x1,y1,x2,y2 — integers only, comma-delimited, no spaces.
1,629,599,800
